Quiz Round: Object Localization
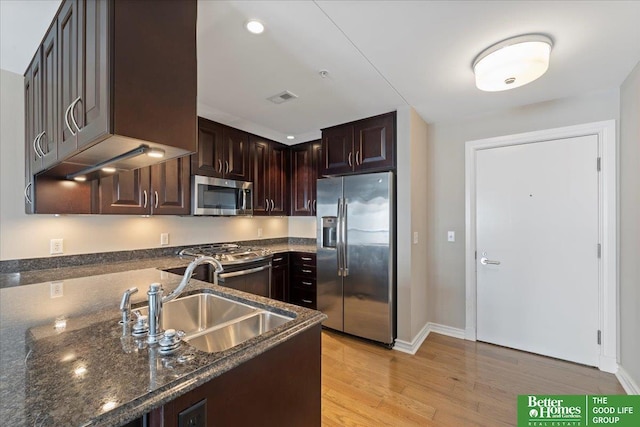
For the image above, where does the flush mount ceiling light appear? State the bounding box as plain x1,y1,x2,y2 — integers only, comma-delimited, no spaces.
473,34,553,92
245,20,264,34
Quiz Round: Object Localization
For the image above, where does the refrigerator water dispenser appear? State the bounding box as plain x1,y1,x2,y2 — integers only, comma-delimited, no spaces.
322,217,337,248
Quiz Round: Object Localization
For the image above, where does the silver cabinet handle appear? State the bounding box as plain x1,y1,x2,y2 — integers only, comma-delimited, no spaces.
225,160,229,174
24,182,32,204
301,257,312,261
218,159,223,173
313,199,316,213
270,199,275,211
33,132,44,158
301,281,313,286
154,191,159,209
69,96,81,133
480,257,501,265
301,299,313,304
273,257,283,262
348,152,352,167
355,150,360,165
37,131,47,156
301,269,312,274
143,190,148,208
265,198,270,211
306,200,311,210
64,102,75,136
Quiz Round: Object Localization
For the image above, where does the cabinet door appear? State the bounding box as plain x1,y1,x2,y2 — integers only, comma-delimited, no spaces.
57,0,79,158
99,167,151,214
222,127,250,181
40,26,58,171
290,143,313,216
151,156,190,215
269,142,288,216
270,253,289,302
192,118,224,177
353,113,395,172
320,125,353,176
310,141,321,215
250,137,270,216
25,54,42,200
76,0,109,148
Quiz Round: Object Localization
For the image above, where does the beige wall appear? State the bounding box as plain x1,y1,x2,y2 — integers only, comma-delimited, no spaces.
619,61,640,388
0,69,293,260
396,106,429,342
426,88,620,329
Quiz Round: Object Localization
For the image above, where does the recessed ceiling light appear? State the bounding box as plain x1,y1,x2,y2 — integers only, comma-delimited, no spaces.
245,20,264,34
473,34,553,92
287,135,295,140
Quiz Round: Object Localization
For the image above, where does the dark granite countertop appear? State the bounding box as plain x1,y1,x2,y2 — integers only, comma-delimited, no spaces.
0,238,316,289
0,267,325,426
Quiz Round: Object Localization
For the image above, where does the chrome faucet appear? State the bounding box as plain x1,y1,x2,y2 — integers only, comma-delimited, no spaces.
147,256,223,343
119,287,139,324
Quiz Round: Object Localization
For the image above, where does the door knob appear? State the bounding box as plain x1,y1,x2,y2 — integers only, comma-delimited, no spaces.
480,257,501,265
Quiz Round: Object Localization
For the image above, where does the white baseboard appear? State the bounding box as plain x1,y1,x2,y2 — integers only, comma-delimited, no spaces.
616,366,640,395
393,322,465,355
598,355,618,374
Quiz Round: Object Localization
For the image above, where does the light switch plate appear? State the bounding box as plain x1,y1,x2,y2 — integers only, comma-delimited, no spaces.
447,231,455,242
413,231,418,244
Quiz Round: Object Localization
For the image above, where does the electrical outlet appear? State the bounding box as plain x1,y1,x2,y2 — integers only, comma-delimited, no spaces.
447,231,455,242
160,233,169,246
413,231,418,244
50,281,64,298
50,238,64,255
257,228,263,238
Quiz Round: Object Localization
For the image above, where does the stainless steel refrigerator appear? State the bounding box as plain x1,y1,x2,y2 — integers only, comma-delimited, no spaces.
316,171,395,346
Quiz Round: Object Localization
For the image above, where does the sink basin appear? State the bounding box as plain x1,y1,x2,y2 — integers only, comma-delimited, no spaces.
185,311,292,353
133,291,293,353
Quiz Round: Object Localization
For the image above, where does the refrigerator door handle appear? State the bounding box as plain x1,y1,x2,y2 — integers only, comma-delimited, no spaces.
337,198,343,276
342,199,349,276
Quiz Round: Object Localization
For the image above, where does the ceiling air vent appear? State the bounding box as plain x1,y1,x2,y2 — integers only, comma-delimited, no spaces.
267,90,298,104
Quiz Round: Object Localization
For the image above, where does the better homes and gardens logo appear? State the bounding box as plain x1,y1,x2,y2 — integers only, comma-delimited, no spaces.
518,395,640,427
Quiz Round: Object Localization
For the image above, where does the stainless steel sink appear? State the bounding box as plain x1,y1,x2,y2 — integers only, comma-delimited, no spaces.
185,311,292,353
134,292,293,353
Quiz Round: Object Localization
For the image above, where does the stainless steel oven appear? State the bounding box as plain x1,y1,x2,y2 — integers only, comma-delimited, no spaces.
179,244,272,298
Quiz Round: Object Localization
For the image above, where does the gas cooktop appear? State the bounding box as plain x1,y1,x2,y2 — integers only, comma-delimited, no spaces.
179,244,272,265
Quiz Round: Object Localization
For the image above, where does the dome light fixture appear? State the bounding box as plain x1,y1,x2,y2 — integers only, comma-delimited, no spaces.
473,34,553,92
245,20,264,34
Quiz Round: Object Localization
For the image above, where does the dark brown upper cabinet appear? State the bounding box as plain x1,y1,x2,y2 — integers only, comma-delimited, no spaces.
192,118,250,181
25,0,197,182
290,140,321,216
98,156,190,215
320,112,396,176
250,136,289,216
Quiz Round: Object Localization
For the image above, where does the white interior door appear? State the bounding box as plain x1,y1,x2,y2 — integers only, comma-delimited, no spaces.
476,135,600,366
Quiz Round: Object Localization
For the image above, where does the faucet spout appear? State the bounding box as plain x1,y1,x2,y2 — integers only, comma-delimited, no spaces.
163,256,223,304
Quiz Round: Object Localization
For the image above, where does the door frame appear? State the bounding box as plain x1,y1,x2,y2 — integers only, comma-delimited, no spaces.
464,120,617,373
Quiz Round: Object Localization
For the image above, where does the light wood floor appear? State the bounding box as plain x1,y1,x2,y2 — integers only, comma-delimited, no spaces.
321,331,625,426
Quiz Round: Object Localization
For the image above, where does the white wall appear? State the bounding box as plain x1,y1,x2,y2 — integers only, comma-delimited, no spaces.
426,88,620,329
396,106,429,343
619,61,640,390
0,69,292,260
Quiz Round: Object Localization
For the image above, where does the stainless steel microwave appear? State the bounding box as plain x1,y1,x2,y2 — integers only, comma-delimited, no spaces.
192,176,253,216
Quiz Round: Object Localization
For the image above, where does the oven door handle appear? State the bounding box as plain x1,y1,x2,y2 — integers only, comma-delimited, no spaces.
216,264,272,280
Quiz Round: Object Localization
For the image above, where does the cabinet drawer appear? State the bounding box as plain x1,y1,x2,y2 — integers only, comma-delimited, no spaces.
291,252,316,266
291,276,316,292
290,287,316,310
271,253,289,267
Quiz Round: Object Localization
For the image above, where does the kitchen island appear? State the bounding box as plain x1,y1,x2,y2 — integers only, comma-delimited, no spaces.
0,265,325,426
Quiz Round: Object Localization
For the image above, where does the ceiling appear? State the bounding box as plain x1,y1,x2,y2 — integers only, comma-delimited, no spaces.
2,1,639,144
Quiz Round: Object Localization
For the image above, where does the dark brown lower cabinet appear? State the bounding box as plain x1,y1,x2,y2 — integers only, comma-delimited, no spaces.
289,252,317,309
270,253,289,302
159,324,321,427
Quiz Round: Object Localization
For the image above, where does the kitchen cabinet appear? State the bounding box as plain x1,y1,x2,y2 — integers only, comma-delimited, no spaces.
250,136,289,216
24,0,197,183
192,118,250,181
320,112,396,176
289,252,317,309
98,156,190,215
161,324,321,427
290,140,321,216
270,253,289,302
